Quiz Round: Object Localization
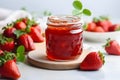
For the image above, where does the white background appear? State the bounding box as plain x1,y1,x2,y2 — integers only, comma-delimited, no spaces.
0,0,120,20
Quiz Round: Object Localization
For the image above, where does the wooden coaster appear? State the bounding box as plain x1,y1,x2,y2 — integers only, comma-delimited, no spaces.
27,42,90,70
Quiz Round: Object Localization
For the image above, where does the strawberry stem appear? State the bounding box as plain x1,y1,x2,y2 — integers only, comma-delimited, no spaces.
98,51,105,64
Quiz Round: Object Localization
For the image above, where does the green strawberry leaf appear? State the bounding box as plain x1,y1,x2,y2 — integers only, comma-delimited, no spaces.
0,34,13,44
0,51,16,66
93,17,99,22
16,45,25,62
14,30,25,38
73,0,83,10
82,9,92,16
103,38,111,47
4,51,16,61
98,51,105,64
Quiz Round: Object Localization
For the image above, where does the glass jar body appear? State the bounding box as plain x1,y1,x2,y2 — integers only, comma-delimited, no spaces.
45,16,83,61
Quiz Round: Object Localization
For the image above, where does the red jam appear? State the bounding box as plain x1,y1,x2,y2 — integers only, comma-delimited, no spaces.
45,16,83,61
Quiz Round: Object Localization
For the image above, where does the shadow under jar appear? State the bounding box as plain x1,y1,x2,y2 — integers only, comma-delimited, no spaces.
45,15,83,61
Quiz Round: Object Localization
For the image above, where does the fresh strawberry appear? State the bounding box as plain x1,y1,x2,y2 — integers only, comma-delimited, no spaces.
32,24,42,33
0,51,19,80
93,26,104,32
86,22,96,31
14,21,26,30
93,16,112,32
104,38,120,55
29,27,44,42
96,20,111,32
0,35,15,52
109,24,120,32
3,27,16,39
18,34,35,51
22,18,28,24
0,60,21,79
80,51,105,71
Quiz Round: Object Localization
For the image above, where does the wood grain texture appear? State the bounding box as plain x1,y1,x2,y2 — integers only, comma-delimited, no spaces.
27,42,90,70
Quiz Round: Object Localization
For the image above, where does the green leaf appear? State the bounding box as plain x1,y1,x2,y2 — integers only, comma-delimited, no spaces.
82,23,88,30
26,25,31,33
16,45,25,62
93,17,99,22
14,30,25,38
73,0,83,10
82,9,92,16
43,10,52,16
72,9,82,16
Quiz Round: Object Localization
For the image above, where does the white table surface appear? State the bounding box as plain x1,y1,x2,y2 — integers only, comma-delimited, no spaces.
18,39,120,80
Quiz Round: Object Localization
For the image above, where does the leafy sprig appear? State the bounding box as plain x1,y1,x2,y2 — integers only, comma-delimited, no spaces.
16,45,25,62
72,0,91,16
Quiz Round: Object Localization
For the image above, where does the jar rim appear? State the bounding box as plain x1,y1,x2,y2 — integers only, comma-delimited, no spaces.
47,15,83,26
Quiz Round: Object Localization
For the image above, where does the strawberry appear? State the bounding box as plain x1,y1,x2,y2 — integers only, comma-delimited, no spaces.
93,26,104,32
32,24,42,33
3,27,16,39
96,20,112,32
86,22,96,31
109,24,120,32
18,34,35,51
104,38,120,55
93,16,112,32
29,27,44,42
0,35,15,52
14,21,26,30
22,17,28,24
0,60,21,79
0,51,20,79
80,51,105,71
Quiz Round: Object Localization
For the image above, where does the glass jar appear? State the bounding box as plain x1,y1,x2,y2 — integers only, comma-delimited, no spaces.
45,15,83,61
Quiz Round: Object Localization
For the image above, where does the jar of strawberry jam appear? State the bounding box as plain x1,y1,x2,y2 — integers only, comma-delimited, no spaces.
45,15,83,61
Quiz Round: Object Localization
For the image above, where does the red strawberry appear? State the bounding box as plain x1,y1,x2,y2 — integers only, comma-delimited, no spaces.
29,27,44,42
93,16,112,32
0,60,21,79
18,34,35,51
22,18,28,24
109,24,120,32
96,20,112,32
14,21,26,30
3,27,16,39
86,22,96,32
104,38,120,55
0,35,15,52
32,24,42,33
80,51,105,71
93,26,104,32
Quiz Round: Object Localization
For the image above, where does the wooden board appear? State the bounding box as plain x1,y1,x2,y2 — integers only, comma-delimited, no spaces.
27,42,90,70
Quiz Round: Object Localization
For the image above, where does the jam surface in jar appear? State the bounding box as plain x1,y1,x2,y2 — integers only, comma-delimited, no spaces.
45,15,83,61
